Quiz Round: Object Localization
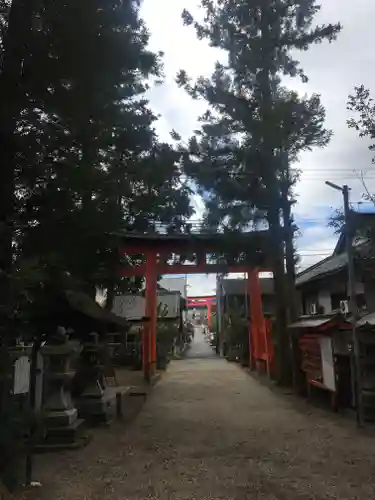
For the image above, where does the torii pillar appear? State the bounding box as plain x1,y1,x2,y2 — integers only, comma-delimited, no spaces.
248,268,270,375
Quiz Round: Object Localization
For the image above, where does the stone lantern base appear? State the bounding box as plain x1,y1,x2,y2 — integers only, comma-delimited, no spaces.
39,384,87,449
44,415,86,447
76,383,117,424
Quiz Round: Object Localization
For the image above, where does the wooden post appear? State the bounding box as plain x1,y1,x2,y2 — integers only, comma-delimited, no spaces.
145,251,158,380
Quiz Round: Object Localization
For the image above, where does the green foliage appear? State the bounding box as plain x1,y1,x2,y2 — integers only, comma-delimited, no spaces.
15,0,191,294
328,209,345,233
0,0,193,320
224,298,248,347
157,302,169,318
156,322,179,350
177,0,340,231
347,85,375,165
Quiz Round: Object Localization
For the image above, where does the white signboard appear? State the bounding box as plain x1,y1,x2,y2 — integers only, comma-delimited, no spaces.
13,355,30,395
113,295,145,320
319,336,336,392
113,293,180,320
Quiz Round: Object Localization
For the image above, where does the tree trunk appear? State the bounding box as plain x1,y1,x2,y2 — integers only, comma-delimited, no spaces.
258,3,291,385
279,154,298,322
282,186,298,322
267,203,291,386
80,135,95,293
281,186,300,390
105,196,122,312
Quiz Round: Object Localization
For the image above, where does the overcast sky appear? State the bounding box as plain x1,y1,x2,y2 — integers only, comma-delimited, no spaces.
141,0,375,296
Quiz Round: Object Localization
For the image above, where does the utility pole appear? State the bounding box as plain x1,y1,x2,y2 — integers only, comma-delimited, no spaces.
325,181,364,427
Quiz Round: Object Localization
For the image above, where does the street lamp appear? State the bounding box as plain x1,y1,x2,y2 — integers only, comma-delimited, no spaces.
325,181,364,427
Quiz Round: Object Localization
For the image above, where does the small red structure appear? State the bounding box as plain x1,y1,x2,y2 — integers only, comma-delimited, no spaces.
120,229,274,380
247,271,275,374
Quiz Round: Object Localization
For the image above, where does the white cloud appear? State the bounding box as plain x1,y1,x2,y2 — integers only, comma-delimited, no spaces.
186,272,248,297
296,224,338,270
190,193,205,220
143,0,223,77
186,274,217,296
288,0,375,215
142,0,222,142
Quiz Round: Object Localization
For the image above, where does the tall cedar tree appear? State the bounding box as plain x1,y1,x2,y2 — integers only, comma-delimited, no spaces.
11,0,192,299
0,0,39,425
0,0,38,338
177,0,340,383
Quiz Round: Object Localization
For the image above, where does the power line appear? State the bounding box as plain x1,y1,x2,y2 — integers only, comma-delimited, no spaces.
186,164,375,174
298,253,332,256
298,249,333,253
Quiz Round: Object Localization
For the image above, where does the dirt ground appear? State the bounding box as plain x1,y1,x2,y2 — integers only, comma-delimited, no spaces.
21,352,375,500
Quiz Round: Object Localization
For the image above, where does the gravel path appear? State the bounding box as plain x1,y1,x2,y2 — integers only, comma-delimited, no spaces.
184,325,218,359
26,349,375,499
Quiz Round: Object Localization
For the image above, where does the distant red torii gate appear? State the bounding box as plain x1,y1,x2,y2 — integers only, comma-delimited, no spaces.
187,296,216,329
120,230,273,381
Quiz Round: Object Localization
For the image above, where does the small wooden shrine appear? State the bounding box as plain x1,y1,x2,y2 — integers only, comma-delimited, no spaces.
290,311,375,419
289,314,351,411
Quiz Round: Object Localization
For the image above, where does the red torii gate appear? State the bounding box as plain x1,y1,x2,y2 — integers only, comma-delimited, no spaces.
120,229,273,381
187,296,216,329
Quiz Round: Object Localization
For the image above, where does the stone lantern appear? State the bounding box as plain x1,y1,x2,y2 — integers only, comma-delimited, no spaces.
41,327,85,447
76,332,118,424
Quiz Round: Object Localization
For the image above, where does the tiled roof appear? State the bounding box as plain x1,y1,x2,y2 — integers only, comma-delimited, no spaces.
65,290,130,328
296,229,371,288
296,253,348,287
296,237,371,287
288,315,338,329
221,278,274,295
357,311,375,327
